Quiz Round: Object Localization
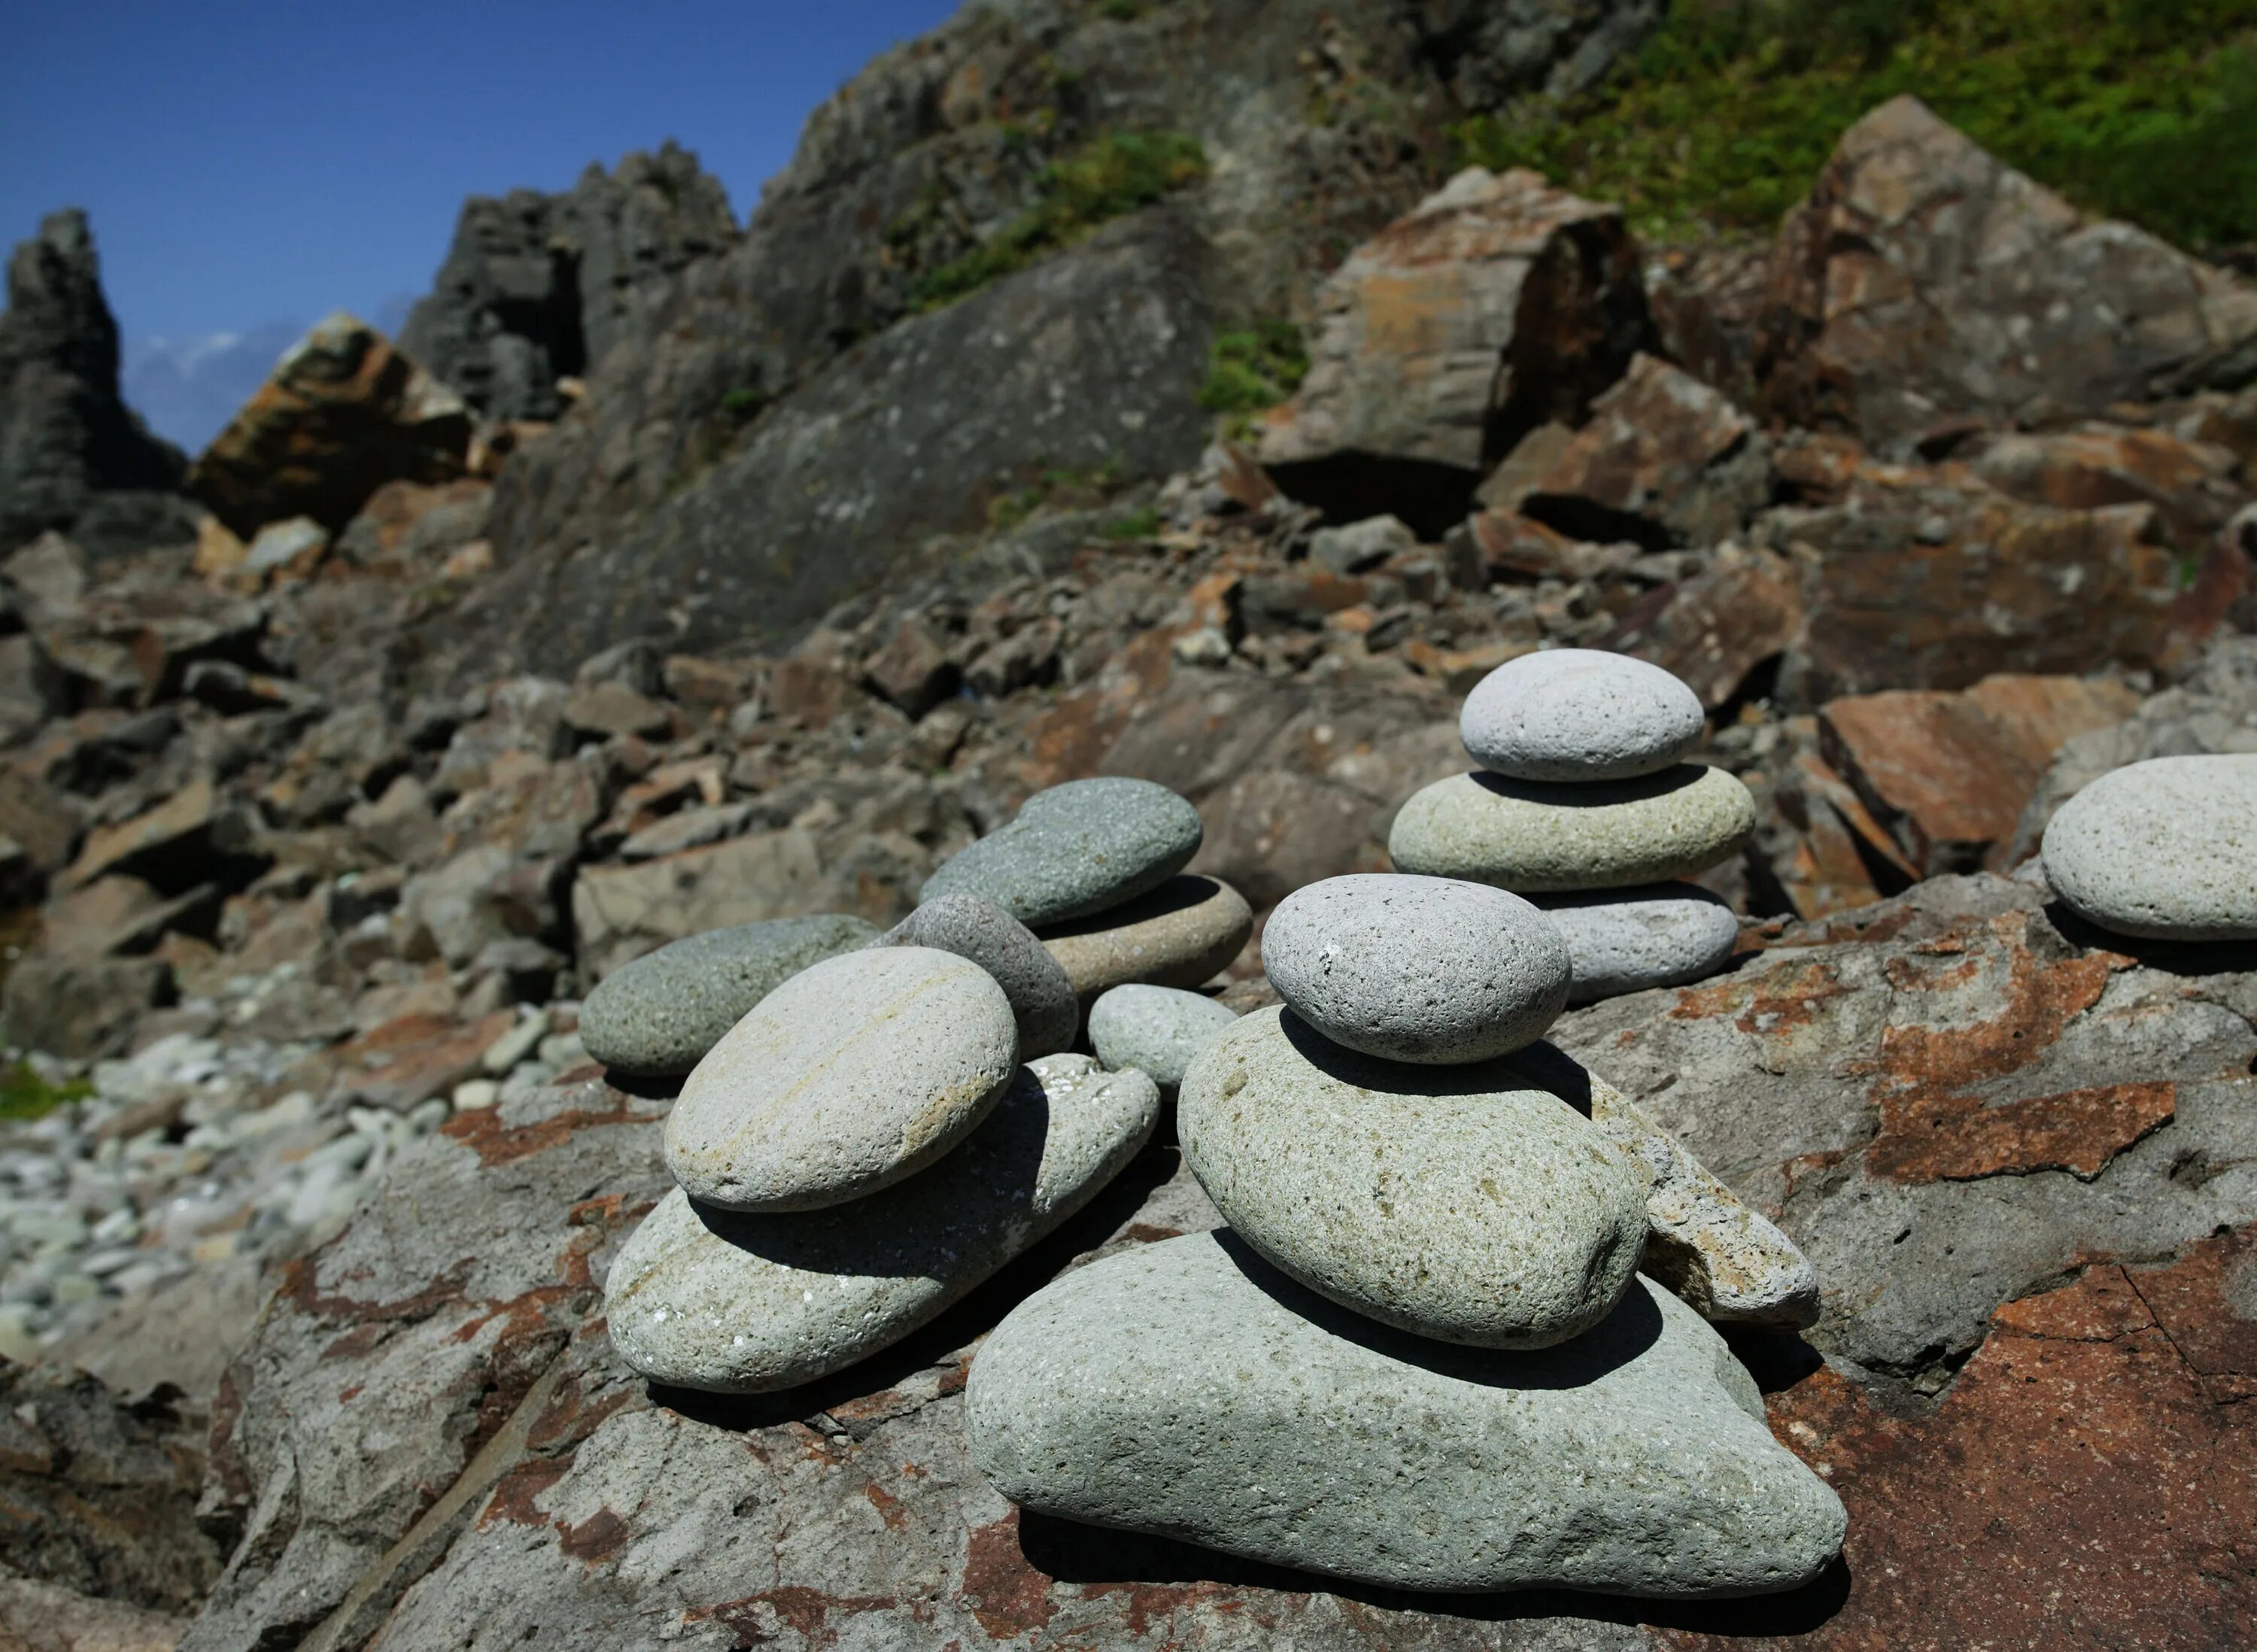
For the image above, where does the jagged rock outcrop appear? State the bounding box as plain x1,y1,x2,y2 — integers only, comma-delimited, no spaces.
399,142,736,421
433,0,1662,676
0,210,190,557
1761,95,2257,450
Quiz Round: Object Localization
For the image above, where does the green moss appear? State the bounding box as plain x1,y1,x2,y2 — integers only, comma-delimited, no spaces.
0,1061,91,1123
986,457,1129,530
911,129,1209,311
720,387,767,421
1196,318,1309,439
1102,506,1165,540
1450,0,2257,251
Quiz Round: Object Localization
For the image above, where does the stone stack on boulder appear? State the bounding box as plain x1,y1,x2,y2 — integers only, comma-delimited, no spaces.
603,943,1158,1392
1390,648,1752,1001
2039,754,2257,943
919,776,1253,1016
967,871,1841,1595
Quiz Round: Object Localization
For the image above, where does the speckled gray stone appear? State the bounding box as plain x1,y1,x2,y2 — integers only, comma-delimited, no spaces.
579,914,879,1077
609,1054,1159,1392
1260,873,1569,1063
1460,648,1706,781
877,893,1078,1058
1177,1007,1648,1347
664,947,1016,1211
920,776,1202,926
1389,764,1756,892
1505,1040,1821,1329
967,1232,1846,1596
1039,874,1253,1004
2040,754,2257,940
1533,882,1741,1003
1087,985,1238,1089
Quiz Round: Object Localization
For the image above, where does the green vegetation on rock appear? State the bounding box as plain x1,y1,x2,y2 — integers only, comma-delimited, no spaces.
0,1061,91,1123
1197,319,1309,439
912,129,1208,311
1451,0,2257,251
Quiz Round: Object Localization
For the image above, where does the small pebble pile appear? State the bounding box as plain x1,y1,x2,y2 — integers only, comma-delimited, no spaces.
2040,753,2257,942
968,870,1842,1596
1390,648,1751,1001
603,775,1242,1392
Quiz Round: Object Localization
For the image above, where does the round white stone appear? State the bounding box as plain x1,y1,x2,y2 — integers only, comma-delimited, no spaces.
1087,985,1238,1089
2040,755,2257,941
664,946,1016,1212
1533,881,1741,1002
1460,648,1706,781
1260,873,1569,1062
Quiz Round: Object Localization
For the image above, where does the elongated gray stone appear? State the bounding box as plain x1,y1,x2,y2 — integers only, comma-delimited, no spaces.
1504,1040,1820,1328
609,1055,1159,1393
2040,754,2257,940
579,913,879,1077
1460,648,1706,781
967,1231,1847,1596
1177,1007,1648,1347
1533,882,1740,1003
877,892,1079,1058
664,947,1016,1211
920,776,1202,926
1087,985,1237,1089
1389,764,1755,892
1261,873,1569,1062
1039,874,1252,1004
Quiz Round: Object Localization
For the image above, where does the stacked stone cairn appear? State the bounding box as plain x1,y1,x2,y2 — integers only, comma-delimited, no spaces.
968,871,1845,1596
1390,648,1753,1002
2040,754,2257,943
600,776,1245,1392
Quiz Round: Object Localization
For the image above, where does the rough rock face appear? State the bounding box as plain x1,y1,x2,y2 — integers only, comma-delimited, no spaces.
0,210,188,557
1761,95,2257,449
399,143,736,421
187,314,472,537
172,872,2257,1650
1259,166,1653,535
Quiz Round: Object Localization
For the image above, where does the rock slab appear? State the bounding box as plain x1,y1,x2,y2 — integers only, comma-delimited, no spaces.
609,1055,1159,1392
877,892,1079,1059
1261,873,1570,1062
968,1231,1846,1596
2040,754,2257,940
579,912,878,1077
1534,882,1742,1003
664,946,1016,1211
1087,985,1238,1089
1390,764,1756,892
922,776,1203,927
1177,1006,1648,1347
1460,648,1706,782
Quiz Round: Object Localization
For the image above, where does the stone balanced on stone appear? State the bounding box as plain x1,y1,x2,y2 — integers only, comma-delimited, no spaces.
968,870,1839,1596
2040,753,2257,942
1390,648,1751,1002
921,776,1254,1018
603,943,1159,1392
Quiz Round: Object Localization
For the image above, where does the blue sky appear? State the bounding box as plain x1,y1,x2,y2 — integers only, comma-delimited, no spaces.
2,2,961,443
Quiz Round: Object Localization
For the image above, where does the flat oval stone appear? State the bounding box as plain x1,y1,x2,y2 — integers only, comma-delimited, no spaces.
1388,764,1755,892
1177,1007,1648,1347
968,1233,1845,1596
1533,881,1740,1003
1262,873,1569,1063
1087,985,1238,1089
664,947,1016,1211
2041,755,2257,940
1040,874,1252,1004
920,776,1202,927
1460,648,1706,781
607,1055,1159,1392
876,893,1077,1058
579,914,879,1077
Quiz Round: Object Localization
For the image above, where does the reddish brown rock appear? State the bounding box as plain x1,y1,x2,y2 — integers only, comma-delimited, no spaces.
862,617,958,718
1259,166,1652,534
1818,673,2140,873
328,1008,518,1113
1523,352,1775,548
1965,424,2249,544
1611,545,1806,710
1460,506,1636,584
1760,96,2257,449
187,314,472,537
